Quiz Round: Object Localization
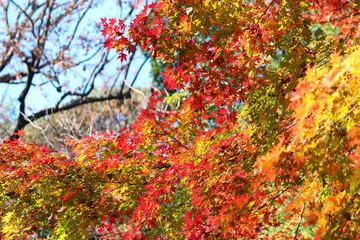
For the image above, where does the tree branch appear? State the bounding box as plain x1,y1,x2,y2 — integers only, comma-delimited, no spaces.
320,12,360,24
294,203,306,239
0,72,27,83
11,90,132,139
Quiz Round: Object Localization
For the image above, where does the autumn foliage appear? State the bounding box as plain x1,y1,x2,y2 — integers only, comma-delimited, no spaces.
1,0,360,239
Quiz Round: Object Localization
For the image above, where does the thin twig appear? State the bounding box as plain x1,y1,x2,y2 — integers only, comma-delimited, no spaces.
294,203,306,239
320,12,360,24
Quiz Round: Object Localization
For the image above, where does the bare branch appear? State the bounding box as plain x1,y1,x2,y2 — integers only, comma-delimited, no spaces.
62,0,94,52
0,72,27,83
12,90,132,138
130,56,150,86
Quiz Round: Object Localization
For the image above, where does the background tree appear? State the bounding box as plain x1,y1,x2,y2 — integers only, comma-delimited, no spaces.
0,0,151,141
23,87,150,154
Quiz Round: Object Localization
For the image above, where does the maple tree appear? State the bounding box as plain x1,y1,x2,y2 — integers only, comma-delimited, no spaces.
1,0,360,239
